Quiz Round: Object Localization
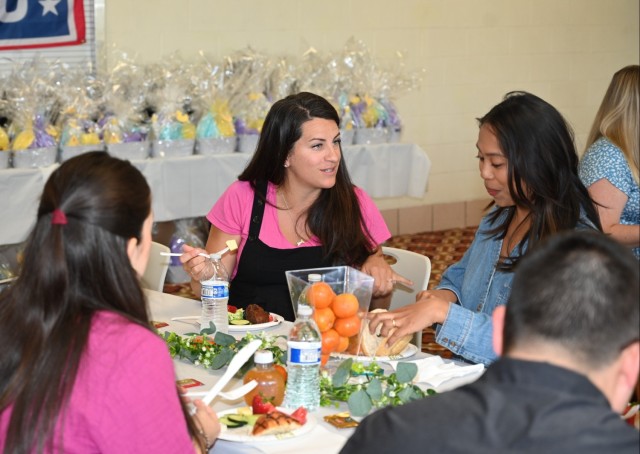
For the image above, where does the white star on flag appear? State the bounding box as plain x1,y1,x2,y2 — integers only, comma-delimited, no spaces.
39,0,62,16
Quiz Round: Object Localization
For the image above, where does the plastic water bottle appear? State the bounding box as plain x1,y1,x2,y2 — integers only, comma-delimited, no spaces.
200,253,229,334
297,273,322,310
283,304,322,410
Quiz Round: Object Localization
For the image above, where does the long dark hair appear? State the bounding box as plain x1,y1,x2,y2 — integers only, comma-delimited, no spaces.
239,92,376,266
478,91,601,270
0,152,202,452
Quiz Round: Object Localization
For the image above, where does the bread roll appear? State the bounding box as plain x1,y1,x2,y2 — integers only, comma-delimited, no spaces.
360,309,413,357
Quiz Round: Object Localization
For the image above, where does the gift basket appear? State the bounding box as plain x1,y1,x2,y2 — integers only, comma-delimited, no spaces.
4,59,61,168
193,54,237,154
147,57,197,158
58,70,106,162
225,48,273,154
102,53,151,160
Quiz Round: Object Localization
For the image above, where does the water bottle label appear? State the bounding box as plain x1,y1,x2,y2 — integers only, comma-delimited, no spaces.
201,282,229,298
287,341,321,365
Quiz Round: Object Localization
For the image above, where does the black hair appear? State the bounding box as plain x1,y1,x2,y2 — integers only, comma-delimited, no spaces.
0,152,204,452
504,230,639,367
239,92,376,265
478,91,602,270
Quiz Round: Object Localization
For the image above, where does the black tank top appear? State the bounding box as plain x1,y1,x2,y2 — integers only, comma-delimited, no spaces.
229,181,332,321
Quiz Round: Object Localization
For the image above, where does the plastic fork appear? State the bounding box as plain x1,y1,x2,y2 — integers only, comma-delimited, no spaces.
186,380,257,401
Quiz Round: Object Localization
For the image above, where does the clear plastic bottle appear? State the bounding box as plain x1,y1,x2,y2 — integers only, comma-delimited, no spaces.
243,350,286,406
283,304,322,410
200,253,229,334
296,273,322,309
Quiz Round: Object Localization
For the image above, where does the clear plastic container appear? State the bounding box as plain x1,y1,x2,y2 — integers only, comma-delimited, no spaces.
243,350,286,406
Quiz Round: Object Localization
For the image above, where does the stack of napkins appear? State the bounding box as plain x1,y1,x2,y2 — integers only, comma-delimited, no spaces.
387,356,484,390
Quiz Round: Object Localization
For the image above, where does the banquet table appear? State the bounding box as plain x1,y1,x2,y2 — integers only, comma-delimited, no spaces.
146,289,483,454
0,143,431,246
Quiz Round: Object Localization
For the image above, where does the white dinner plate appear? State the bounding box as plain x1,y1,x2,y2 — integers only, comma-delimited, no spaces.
217,407,316,443
228,313,284,332
331,343,419,362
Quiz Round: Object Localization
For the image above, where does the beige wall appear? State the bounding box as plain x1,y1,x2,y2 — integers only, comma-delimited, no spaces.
105,0,639,210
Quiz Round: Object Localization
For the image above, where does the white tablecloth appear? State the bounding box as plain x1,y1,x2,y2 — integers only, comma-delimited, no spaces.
0,143,430,245
145,289,481,454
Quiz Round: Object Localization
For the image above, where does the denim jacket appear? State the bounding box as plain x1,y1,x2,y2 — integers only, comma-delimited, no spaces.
435,208,596,365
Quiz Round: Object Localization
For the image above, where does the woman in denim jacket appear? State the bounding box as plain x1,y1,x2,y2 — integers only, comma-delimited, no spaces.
369,92,602,365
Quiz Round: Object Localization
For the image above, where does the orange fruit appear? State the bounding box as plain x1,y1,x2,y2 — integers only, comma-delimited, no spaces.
313,307,336,332
334,314,361,338
336,335,349,353
331,293,359,318
307,282,335,309
321,353,330,366
321,328,340,354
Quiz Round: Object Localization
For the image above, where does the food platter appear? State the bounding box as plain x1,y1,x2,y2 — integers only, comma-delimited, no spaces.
228,313,284,332
331,343,418,362
217,407,316,443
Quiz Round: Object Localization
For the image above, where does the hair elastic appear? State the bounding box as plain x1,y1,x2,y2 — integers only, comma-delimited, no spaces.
51,209,68,225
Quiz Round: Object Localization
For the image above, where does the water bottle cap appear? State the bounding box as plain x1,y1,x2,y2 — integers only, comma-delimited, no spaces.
297,304,312,316
308,273,322,283
210,253,222,260
254,350,273,364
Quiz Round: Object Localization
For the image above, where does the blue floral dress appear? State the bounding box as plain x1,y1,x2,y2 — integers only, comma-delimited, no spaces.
579,137,640,258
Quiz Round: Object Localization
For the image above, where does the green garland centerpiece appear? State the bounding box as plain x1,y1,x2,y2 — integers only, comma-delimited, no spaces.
162,322,286,373
320,358,435,417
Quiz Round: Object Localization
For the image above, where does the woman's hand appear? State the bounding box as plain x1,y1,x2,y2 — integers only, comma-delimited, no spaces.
180,244,213,282
367,290,453,346
361,248,413,297
192,399,220,452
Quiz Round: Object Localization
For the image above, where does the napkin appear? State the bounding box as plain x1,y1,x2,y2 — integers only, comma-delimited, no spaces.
386,356,484,390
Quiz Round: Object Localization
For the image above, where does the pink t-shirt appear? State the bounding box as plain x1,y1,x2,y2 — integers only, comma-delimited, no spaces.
208,180,391,278
0,311,195,454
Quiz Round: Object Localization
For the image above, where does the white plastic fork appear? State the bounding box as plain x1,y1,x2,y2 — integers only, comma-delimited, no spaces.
161,240,239,260
189,339,262,414
186,380,257,401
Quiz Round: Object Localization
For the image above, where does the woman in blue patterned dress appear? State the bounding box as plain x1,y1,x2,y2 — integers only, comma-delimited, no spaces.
579,65,639,258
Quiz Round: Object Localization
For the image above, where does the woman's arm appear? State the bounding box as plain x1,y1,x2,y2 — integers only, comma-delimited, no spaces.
361,246,413,297
368,289,454,343
181,225,241,297
588,178,639,248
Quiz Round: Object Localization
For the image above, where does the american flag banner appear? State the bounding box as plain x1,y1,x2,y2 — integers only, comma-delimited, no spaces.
0,0,86,50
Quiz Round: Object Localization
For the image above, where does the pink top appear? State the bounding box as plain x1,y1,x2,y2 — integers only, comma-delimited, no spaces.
0,311,195,454
208,181,391,277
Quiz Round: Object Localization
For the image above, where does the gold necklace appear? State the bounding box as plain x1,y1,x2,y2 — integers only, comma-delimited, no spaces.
280,190,306,247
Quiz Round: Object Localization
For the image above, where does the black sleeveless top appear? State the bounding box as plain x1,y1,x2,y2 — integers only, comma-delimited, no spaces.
229,181,333,321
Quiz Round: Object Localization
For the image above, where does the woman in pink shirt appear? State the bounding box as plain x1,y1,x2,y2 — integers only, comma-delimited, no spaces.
0,152,219,453
182,92,410,321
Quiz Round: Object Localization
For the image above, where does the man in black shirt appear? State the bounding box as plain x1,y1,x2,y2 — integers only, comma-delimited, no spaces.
341,231,639,453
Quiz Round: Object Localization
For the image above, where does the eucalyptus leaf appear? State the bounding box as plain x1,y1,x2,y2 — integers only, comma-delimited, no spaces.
214,331,236,346
365,377,383,401
348,389,372,417
200,321,217,335
332,359,353,387
396,362,418,383
397,385,420,403
209,347,233,369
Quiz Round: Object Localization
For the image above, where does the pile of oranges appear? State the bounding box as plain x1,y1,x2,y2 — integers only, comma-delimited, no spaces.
306,282,362,363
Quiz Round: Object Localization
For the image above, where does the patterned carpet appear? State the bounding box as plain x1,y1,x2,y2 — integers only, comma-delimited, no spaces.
384,227,477,358
164,226,479,358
